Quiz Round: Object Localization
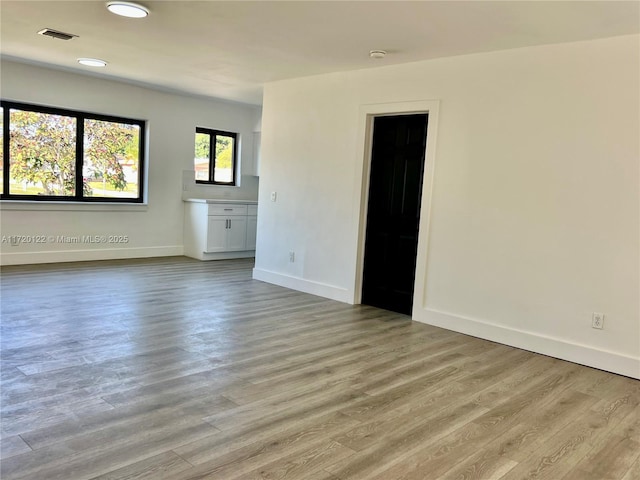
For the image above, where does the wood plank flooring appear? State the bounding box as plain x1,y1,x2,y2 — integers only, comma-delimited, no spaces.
1,256,638,479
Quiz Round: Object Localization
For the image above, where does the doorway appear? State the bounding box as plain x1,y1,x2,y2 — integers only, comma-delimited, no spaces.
361,113,428,315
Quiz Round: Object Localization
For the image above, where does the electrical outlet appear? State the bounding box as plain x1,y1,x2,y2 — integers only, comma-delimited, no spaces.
592,312,604,330
289,251,295,263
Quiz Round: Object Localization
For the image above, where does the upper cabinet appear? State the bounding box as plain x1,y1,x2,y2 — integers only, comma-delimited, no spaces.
251,132,261,177
242,131,260,177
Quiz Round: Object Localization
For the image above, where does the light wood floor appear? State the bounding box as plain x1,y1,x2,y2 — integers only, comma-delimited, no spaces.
1,257,638,480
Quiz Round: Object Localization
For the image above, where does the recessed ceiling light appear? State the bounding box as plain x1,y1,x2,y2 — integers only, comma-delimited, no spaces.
106,1,149,18
369,50,387,59
78,58,107,67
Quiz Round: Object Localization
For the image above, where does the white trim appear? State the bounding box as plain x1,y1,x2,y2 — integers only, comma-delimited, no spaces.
351,99,440,307
414,308,640,380
0,201,148,212
198,250,255,261
253,268,352,304
0,245,183,266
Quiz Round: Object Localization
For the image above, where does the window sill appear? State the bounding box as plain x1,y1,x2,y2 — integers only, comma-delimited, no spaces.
0,200,149,212
195,182,238,187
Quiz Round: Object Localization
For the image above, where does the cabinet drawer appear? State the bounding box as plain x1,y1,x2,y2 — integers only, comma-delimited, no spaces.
247,204,258,215
207,204,248,216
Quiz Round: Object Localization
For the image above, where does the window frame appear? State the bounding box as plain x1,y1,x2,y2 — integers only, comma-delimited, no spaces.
1,100,146,203
195,127,238,186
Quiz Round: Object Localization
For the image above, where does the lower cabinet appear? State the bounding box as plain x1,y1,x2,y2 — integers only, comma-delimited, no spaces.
206,216,247,252
246,215,257,250
246,204,258,251
184,200,257,260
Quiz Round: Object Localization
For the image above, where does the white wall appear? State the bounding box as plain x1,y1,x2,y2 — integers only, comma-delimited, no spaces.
0,60,261,265
254,34,640,378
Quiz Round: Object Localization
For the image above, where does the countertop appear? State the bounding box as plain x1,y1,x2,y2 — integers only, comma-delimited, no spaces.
183,198,258,204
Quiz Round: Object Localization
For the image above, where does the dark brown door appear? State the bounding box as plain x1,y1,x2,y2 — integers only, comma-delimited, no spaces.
362,114,428,315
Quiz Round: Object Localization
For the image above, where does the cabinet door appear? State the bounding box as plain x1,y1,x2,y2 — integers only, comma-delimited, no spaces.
206,217,228,252
246,215,257,250
226,216,248,251
251,132,261,176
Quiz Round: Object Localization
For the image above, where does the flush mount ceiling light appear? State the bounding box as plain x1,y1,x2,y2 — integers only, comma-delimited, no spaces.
78,58,107,67
106,1,149,18
369,50,387,59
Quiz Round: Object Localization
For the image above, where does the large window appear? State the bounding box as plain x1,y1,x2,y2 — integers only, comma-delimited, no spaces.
1,101,145,202
195,127,237,186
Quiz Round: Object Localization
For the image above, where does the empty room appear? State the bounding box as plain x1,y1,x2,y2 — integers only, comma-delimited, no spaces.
1,1,638,479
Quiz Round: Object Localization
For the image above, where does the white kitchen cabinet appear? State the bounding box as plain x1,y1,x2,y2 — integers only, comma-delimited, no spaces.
206,216,247,252
246,215,257,250
184,200,257,260
251,132,261,177
229,219,248,250
246,204,258,250
205,217,228,252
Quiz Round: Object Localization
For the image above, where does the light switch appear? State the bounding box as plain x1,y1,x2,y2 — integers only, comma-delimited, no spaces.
270,191,277,202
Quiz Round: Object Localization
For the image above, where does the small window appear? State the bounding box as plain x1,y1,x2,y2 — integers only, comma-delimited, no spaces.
0,107,4,195
195,128,237,186
1,101,145,202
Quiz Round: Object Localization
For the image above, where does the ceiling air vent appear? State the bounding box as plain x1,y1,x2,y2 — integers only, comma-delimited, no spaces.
37,28,78,41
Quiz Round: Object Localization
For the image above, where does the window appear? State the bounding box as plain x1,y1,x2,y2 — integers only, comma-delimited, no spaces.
195,127,237,185
1,101,145,202
0,107,4,196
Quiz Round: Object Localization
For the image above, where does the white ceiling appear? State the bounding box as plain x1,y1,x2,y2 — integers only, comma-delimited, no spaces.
1,1,638,105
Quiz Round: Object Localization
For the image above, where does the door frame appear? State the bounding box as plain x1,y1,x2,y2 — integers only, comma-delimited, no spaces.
352,100,440,317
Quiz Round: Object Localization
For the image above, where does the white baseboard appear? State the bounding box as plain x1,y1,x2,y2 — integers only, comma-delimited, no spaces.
0,245,184,266
252,268,352,304
200,251,255,261
414,308,640,380
184,250,255,261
